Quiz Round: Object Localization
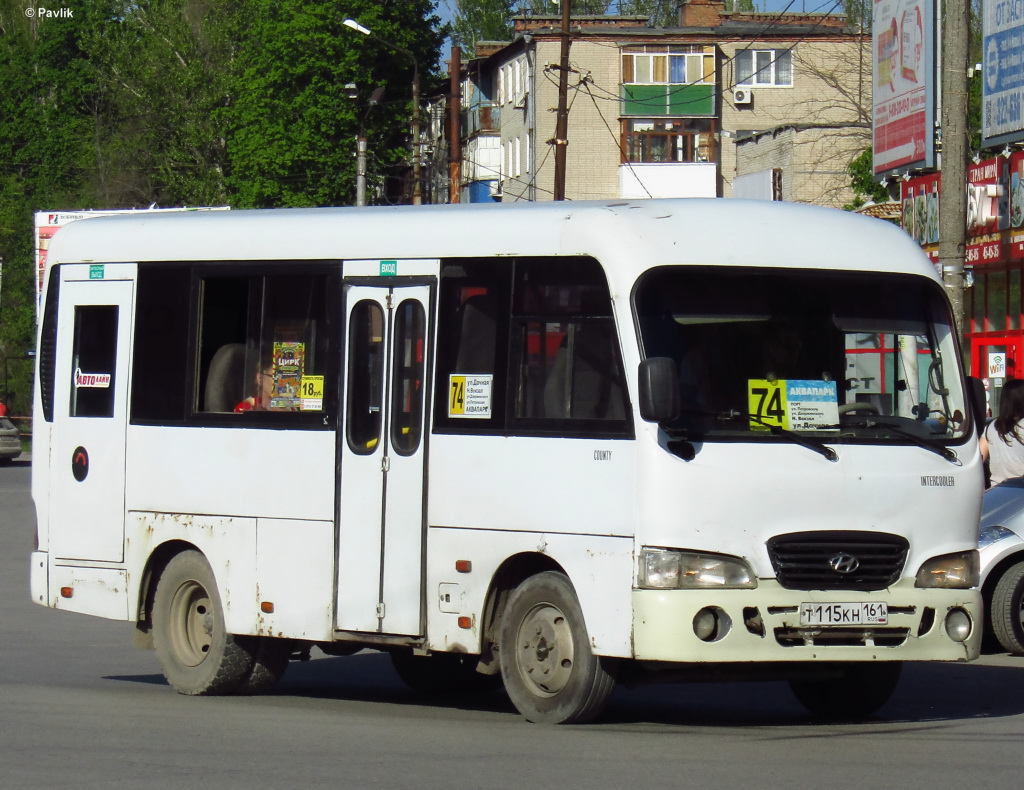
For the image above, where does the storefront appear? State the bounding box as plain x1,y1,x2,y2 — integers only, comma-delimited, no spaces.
903,154,1024,416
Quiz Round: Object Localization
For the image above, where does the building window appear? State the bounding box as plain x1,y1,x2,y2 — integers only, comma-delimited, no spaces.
621,45,716,117
621,45,713,86
735,49,793,87
622,118,716,163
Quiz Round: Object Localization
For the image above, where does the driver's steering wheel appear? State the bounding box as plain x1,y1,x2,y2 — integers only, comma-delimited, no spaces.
838,402,880,415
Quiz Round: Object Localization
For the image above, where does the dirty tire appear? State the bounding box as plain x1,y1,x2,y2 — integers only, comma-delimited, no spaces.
789,662,901,720
391,649,502,695
500,571,617,724
153,550,256,695
236,638,292,695
991,561,1024,654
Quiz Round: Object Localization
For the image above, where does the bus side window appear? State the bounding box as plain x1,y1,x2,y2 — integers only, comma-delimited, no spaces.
132,265,190,423
70,305,120,418
434,259,512,432
512,258,629,431
195,271,334,419
347,300,384,452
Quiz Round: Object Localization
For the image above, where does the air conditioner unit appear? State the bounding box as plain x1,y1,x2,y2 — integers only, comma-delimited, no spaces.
513,90,527,109
733,87,753,105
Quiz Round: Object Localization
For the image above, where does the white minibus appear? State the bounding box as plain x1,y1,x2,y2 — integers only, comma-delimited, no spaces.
31,199,983,723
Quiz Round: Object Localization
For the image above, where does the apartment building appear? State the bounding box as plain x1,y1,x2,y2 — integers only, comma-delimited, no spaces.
452,0,870,207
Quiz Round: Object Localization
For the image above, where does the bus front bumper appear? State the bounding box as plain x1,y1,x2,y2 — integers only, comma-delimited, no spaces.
632,580,981,663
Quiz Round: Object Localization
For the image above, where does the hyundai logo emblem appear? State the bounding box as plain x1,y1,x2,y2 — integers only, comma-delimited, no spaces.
830,552,860,574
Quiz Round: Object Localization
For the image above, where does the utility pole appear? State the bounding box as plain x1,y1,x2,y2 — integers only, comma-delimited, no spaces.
553,0,572,201
938,0,970,338
411,63,422,205
449,46,462,204
343,19,422,205
356,136,368,207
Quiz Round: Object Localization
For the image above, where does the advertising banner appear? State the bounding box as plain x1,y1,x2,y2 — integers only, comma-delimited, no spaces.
34,207,229,302
872,0,935,175
982,0,1024,146
902,157,1018,266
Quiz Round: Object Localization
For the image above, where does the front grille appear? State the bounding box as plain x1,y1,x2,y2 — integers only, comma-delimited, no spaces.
766,531,909,591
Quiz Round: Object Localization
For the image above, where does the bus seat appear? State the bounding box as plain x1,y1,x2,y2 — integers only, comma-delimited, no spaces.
204,343,246,412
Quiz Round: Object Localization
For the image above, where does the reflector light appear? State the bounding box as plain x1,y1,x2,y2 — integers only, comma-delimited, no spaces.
60,587,73,598
261,602,275,614
455,560,472,573
458,616,472,629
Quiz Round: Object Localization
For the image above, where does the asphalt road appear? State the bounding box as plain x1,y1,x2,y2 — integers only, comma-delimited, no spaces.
3,460,1023,789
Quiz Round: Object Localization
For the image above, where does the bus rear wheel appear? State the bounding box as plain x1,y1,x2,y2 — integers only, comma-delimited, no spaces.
153,550,257,695
789,662,901,719
500,571,617,724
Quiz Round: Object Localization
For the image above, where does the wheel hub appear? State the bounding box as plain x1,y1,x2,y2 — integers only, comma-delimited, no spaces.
516,603,574,696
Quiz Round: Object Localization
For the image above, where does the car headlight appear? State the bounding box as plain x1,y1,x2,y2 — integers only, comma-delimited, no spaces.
979,524,1018,549
915,550,979,589
639,548,757,590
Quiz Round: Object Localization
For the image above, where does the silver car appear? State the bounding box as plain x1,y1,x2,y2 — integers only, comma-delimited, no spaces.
979,478,1024,654
0,416,20,463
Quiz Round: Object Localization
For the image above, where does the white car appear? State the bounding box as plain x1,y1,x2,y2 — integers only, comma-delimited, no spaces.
979,478,1024,653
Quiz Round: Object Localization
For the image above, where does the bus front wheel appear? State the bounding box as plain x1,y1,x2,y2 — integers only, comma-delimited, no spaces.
153,550,257,695
500,571,617,724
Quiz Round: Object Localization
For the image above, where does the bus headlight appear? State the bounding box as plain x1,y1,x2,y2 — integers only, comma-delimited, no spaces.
639,549,757,590
915,550,978,589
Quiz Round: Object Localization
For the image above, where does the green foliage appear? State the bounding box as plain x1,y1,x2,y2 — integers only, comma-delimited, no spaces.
844,147,891,211
453,0,516,51
0,0,443,416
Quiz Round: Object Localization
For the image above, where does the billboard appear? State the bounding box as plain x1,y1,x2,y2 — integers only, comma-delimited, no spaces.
982,0,1024,146
901,155,1023,266
872,0,936,175
34,207,229,301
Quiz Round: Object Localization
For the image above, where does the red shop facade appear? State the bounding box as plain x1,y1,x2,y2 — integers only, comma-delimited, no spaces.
903,154,1024,414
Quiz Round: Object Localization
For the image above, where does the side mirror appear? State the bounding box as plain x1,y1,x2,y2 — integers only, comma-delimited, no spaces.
638,357,680,423
967,376,986,437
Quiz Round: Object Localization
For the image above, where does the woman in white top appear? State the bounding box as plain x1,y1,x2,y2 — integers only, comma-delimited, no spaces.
982,378,1024,486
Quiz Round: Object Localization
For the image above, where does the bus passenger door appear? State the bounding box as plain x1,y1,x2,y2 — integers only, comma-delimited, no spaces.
48,268,135,562
337,282,432,635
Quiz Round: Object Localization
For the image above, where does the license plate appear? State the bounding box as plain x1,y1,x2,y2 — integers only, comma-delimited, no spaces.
799,602,888,626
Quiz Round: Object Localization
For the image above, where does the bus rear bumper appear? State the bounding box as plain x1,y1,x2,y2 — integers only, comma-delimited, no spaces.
30,551,48,607
632,582,981,663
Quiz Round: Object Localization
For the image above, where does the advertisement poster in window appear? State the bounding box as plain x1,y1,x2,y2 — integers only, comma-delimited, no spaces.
872,0,935,174
272,341,304,409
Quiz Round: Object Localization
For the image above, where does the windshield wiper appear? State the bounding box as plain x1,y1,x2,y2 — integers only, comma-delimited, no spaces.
726,410,839,462
838,418,959,463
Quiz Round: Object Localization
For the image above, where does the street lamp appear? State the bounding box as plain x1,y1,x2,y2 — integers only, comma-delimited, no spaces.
343,18,422,205
345,83,385,207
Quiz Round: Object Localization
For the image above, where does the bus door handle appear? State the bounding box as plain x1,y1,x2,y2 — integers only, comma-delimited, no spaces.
381,456,390,473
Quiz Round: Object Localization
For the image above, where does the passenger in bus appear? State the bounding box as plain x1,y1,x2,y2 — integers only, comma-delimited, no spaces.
235,363,276,412
981,378,1024,486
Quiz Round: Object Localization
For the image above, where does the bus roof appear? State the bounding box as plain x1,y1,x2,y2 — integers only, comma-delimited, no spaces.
45,198,935,285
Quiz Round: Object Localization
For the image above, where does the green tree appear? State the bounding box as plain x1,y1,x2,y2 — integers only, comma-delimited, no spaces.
844,147,892,210
0,0,110,417
226,0,443,207
452,0,516,52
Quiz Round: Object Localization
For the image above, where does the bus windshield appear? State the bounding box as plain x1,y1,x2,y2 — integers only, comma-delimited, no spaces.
634,266,970,445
